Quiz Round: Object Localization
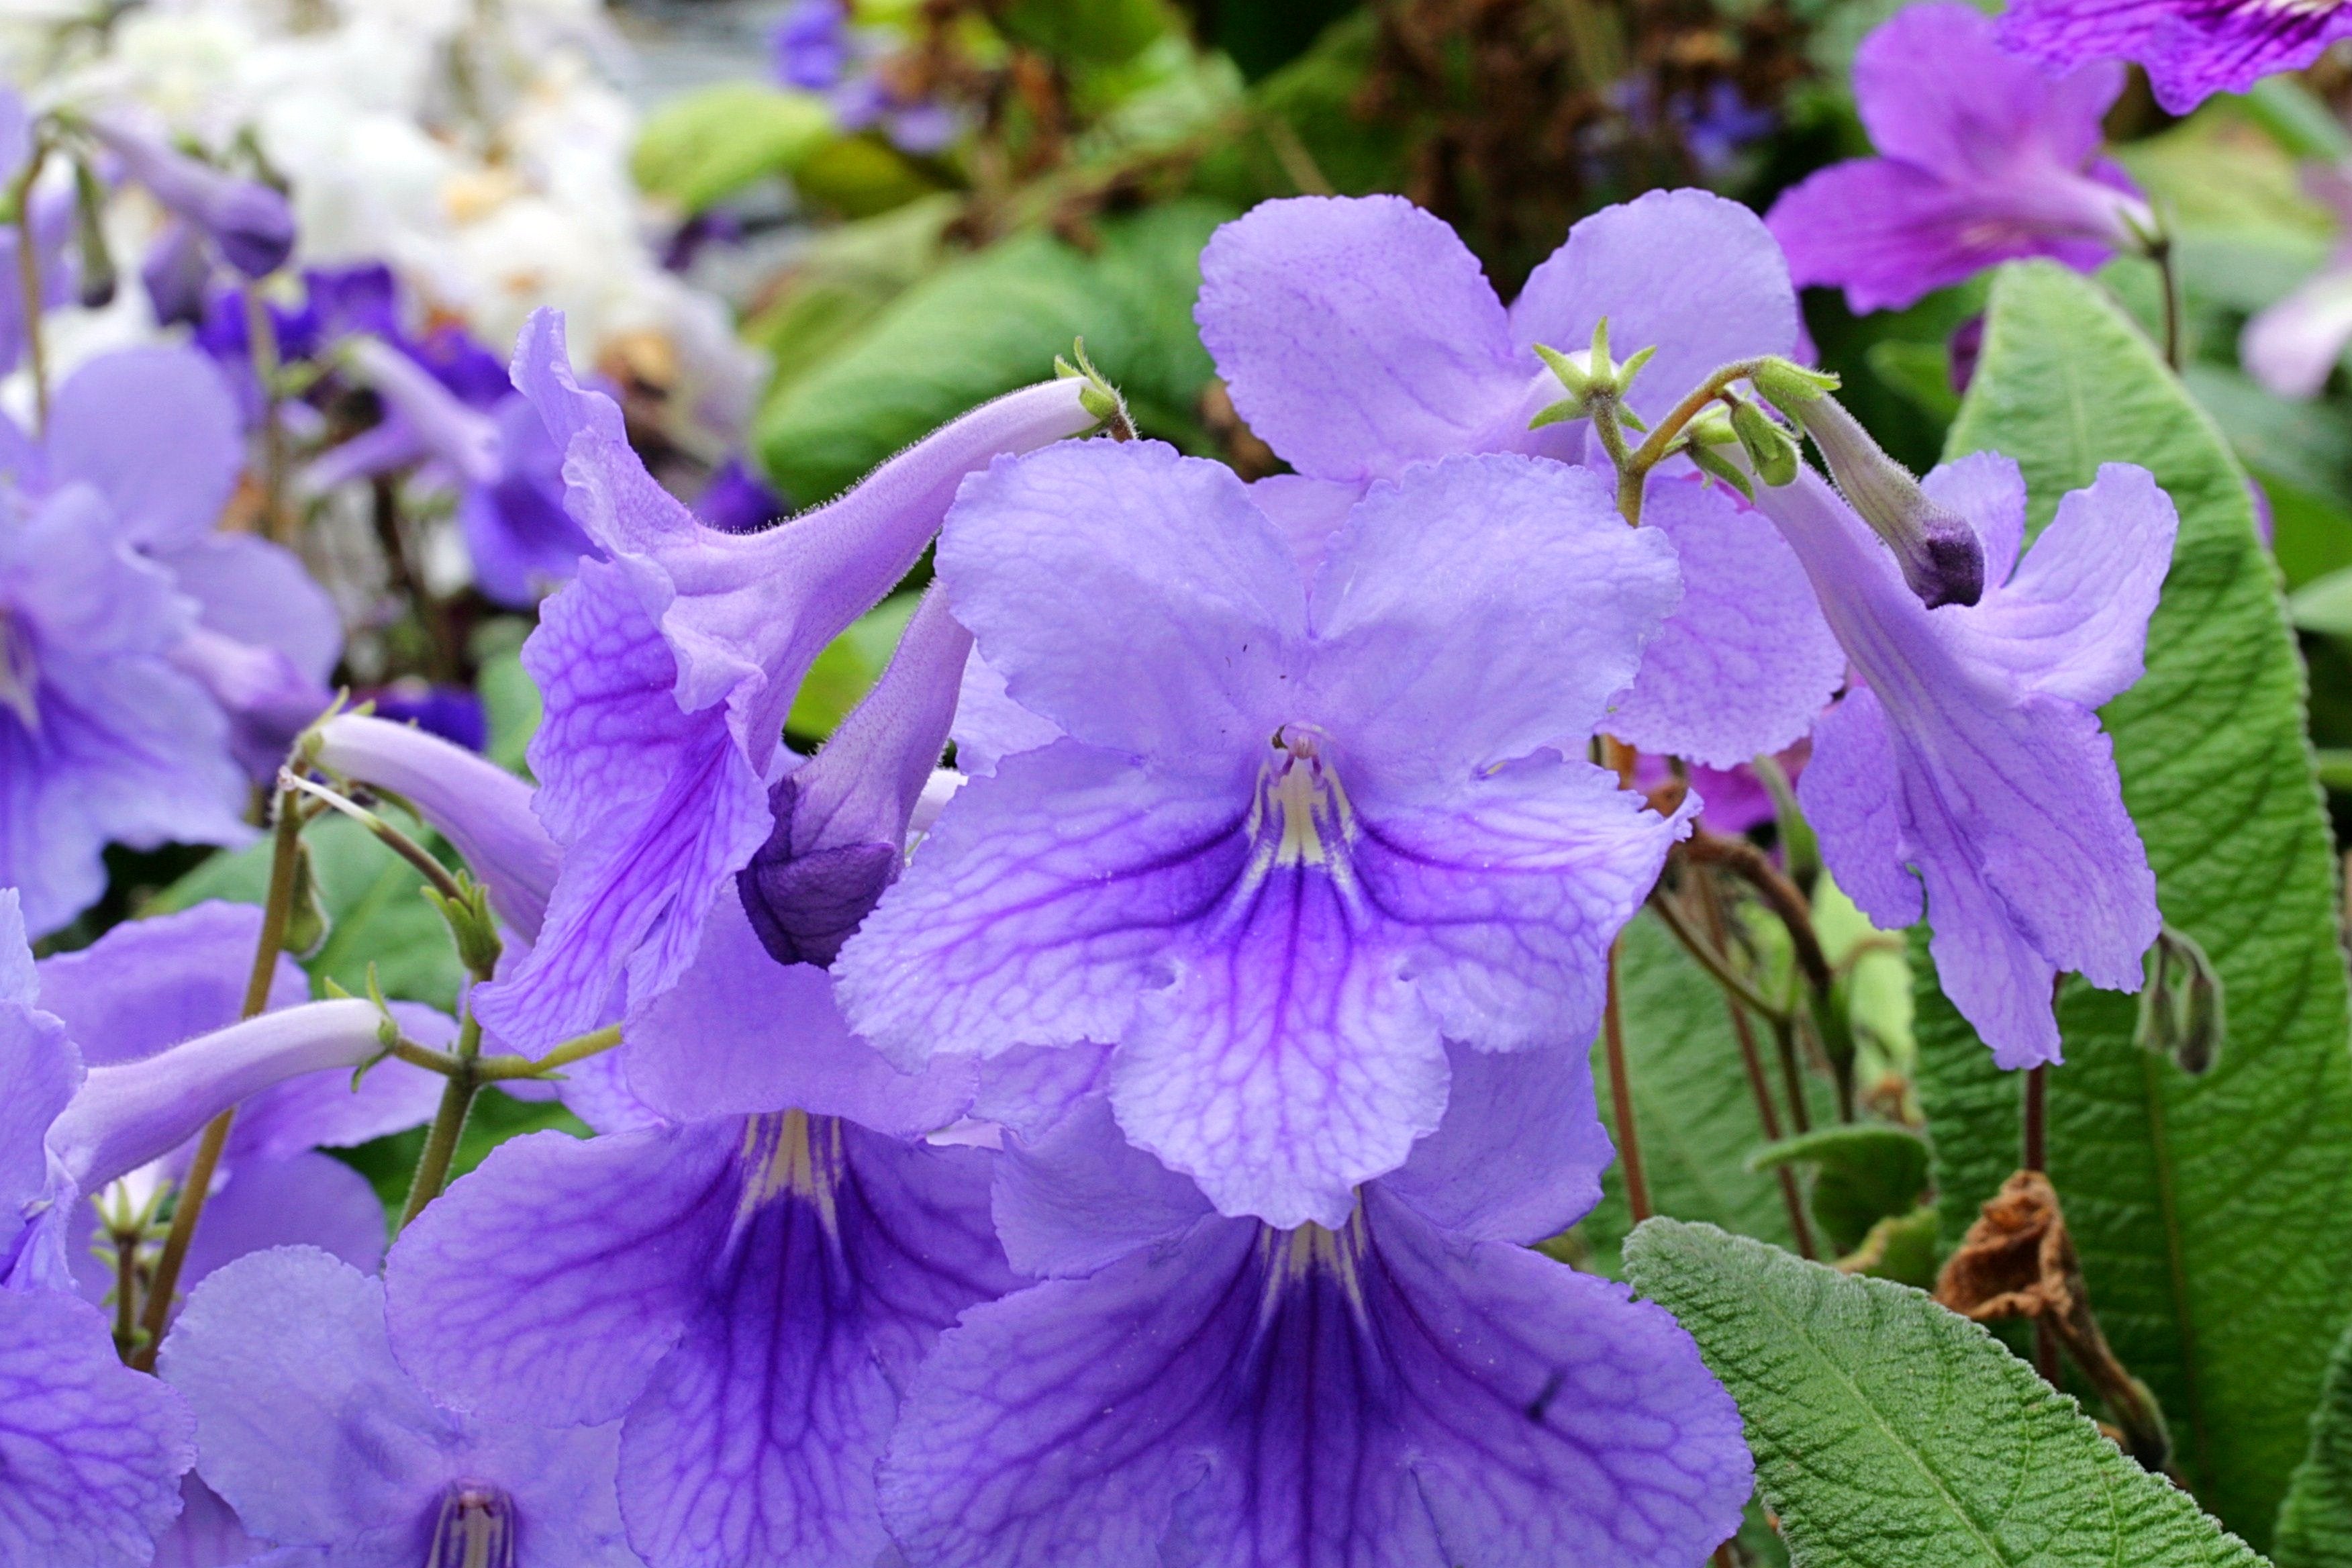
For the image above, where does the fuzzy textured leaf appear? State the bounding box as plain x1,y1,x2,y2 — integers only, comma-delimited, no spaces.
1916,259,2352,1545
1624,1219,2263,1568
2277,1318,2352,1568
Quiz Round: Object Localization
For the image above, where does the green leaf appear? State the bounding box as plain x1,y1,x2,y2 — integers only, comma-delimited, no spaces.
1563,911,1828,1275
2291,565,2352,638
1624,1220,2265,1568
631,83,834,213
1918,259,2352,1544
994,0,1175,64
1865,338,1961,424
1749,1124,1929,1257
2276,1318,2352,1567
151,812,465,1011
754,200,1230,505
1191,12,1412,203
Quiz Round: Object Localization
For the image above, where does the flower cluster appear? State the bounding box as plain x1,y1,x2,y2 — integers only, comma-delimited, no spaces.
0,168,2192,1568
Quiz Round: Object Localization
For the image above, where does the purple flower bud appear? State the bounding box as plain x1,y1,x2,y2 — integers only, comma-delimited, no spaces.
342,336,504,486
89,113,295,279
140,217,211,328
1787,392,1984,608
739,585,969,967
772,0,850,89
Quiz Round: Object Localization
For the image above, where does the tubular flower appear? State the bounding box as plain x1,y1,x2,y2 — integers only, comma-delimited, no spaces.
838,441,1691,1227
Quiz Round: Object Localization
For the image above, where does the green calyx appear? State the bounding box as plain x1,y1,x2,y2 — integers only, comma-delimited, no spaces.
1055,336,1134,440
1529,317,1658,430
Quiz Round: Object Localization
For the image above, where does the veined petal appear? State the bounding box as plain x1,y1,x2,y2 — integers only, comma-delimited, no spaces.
0,1288,194,1568
34,902,303,1068
1378,1038,1614,1245
1797,686,1924,933
836,740,1253,1067
176,1153,393,1291
0,891,77,1283
1194,194,1524,484
1605,475,1843,769
1307,454,1681,789
1112,857,1444,1229
1355,750,1689,1056
1856,3,2123,179
991,1095,1215,1279
936,440,1305,766
881,1191,1748,1568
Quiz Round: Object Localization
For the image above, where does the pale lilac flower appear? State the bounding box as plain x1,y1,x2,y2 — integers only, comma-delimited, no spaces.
1195,191,1843,769
1767,4,2148,315
2000,0,2352,113
883,1044,1751,1567
838,441,1690,1227
6,343,342,785
2243,164,2352,399
160,1246,638,1567
37,902,444,1310
86,111,293,280
471,309,1103,1050
1755,452,2173,1065
387,928,1008,1568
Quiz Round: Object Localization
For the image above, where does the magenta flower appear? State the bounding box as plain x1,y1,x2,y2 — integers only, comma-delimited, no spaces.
1194,190,1843,769
1767,3,2149,315
2000,0,2352,113
882,1045,1751,1567
471,309,1104,1051
838,441,1690,1227
1755,452,2173,1065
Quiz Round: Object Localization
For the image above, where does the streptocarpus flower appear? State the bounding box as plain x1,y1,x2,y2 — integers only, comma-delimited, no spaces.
1195,191,1843,769
9,343,342,783
2243,164,2352,399
387,919,1010,1568
883,1044,1752,1567
1754,452,2173,1066
37,902,443,1308
86,109,295,279
0,887,197,1566
159,1246,638,1567
1767,5,2148,317
1999,0,2352,113
838,441,1691,1227
471,308,1107,1050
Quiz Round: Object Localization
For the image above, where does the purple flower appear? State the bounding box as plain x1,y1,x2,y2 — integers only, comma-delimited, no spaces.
1767,4,2149,315
87,110,295,279
883,1044,1752,1567
692,455,786,535
159,1246,638,1567
359,682,490,752
2001,0,2352,112
13,343,340,784
469,309,1105,1051
739,583,967,967
386,938,1010,1568
837,442,1691,1226
305,331,599,607
773,0,851,89
1753,452,2173,1066
1194,191,1844,769
36,902,444,1312
2243,163,2352,399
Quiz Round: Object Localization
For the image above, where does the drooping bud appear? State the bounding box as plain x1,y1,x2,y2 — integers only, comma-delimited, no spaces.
2137,924,2223,1075
1680,407,1754,500
68,156,114,309
46,997,389,1191
1726,395,1798,489
1772,391,1983,609
738,584,969,967
1054,337,1134,440
311,714,558,942
424,1484,518,1568
86,111,294,279
139,217,209,328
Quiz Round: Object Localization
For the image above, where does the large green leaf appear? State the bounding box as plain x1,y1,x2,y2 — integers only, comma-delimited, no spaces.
2277,1318,2352,1567
631,83,834,214
1623,1220,2263,1568
1915,259,2352,1543
753,199,1230,505
1566,911,1828,1274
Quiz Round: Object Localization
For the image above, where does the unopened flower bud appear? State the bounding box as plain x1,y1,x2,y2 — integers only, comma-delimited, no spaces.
1749,357,1840,409
69,158,114,309
1778,392,1983,608
87,111,294,279
2137,925,2222,1075
1727,397,1798,488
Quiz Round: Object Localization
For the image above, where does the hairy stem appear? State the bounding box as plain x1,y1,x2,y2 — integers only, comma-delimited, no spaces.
131,784,305,1368
1601,940,1652,1223
397,1014,483,1231
1690,872,1816,1259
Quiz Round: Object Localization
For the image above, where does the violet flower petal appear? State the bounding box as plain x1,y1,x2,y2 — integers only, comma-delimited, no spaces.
2000,0,2352,113
44,347,243,552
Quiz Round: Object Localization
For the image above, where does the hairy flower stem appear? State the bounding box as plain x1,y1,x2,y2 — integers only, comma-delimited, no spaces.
281,772,472,912
2149,236,2182,373
1691,869,1816,1260
11,140,49,432
1645,886,1790,1026
1600,940,1651,1223
1595,357,1779,525
130,783,306,1369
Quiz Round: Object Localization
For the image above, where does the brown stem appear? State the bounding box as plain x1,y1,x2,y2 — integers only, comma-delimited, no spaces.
1771,1012,1813,1138
1693,872,1816,1259
1645,885,1791,1026
1601,940,1651,1224
13,142,50,432
1685,832,1832,997
131,785,305,1368
110,1228,141,1360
